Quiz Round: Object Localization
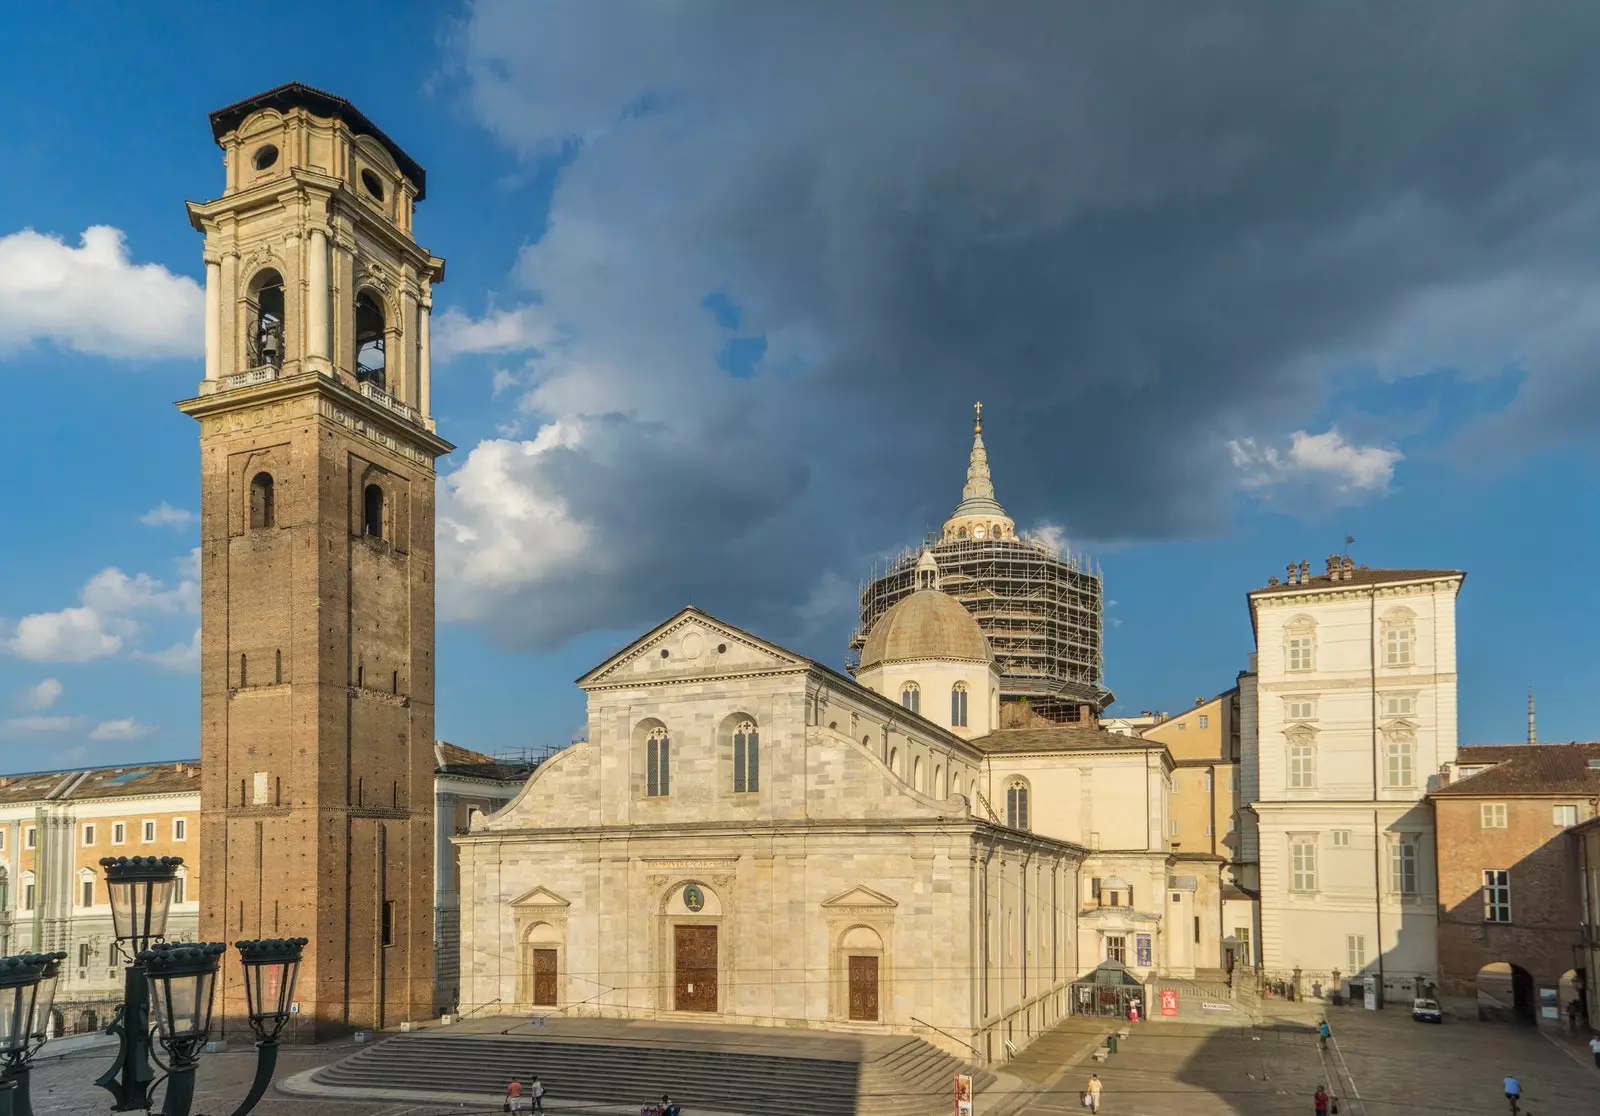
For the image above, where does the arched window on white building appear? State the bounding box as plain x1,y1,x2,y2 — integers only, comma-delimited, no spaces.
951,683,968,728
901,682,920,714
732,719,759,793
1006,779,1030,831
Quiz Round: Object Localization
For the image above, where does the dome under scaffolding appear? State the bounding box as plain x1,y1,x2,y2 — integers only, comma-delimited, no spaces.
846,404,1111,721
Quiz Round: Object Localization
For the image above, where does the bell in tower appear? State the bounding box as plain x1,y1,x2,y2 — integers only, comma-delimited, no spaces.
178,83,453,1037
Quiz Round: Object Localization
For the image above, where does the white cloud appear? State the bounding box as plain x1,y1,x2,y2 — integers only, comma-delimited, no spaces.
3,715,75,733
20,678,63,710
141,502,195,528
433,304,559,360
4,551,199,663
89,718,157,742
437,426,594,620
1229,428,1403,499
6,607,133,662
141,628,200,674
0,226,203,359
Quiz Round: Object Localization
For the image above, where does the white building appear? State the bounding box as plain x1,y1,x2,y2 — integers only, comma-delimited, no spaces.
1242,557,1463,1000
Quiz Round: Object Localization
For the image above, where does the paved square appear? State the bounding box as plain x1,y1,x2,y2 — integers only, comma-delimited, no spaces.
1012,1007,1597,1116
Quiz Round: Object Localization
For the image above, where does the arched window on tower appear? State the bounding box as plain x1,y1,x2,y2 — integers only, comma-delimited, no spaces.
249,472,275,529
363,483,385,539
951,683,969,728
901,682,920,714
733,720,759,793
355,291,387,390
246,269,285,370
1006,779,1030,831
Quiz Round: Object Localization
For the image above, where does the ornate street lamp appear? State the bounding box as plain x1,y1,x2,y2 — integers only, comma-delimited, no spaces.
140,942,226,1116
231,938,308,1114
94,856,182,1111
102,855,181,957
79,856,308,1116
0,952,65,1116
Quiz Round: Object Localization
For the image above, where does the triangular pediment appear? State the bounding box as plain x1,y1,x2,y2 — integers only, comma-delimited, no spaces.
577,607,811,689
510,885,571,909
821,885,899,910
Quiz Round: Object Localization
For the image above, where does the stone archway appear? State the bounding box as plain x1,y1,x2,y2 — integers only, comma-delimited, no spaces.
523,921,562,1008
840,925,885,1022
659,880,725,1015
1476,961,1535,1025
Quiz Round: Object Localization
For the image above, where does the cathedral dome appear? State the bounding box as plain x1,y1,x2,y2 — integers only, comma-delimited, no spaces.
858,590,994,669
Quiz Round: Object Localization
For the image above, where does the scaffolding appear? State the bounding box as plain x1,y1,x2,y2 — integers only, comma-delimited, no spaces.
847,531,1111,721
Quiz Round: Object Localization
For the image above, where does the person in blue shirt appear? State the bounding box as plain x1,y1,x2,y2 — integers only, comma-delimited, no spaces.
1503,1075,1521,1112
1318,1019,1331,1049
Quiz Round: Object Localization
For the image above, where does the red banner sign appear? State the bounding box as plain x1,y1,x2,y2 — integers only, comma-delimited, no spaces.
1160,988,1178,1017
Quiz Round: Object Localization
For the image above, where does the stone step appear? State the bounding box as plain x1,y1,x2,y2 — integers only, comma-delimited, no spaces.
307,1030,997,1116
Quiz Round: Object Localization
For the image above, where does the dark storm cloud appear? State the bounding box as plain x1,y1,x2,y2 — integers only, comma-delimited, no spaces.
439,1,1600,650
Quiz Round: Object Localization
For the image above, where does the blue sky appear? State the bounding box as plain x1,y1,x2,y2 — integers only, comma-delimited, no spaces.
1,3,1596,769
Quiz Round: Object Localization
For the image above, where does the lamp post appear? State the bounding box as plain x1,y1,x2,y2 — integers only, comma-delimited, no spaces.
28,854,314,1116
0,951,66,1116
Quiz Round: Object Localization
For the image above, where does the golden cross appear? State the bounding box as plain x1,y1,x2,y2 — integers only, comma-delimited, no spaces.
974,401,983,431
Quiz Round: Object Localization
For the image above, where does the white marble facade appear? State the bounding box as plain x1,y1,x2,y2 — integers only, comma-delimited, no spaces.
458,600,1187,1063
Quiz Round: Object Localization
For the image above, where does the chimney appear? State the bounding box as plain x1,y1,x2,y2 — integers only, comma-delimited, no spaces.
1298,560,1310,582
1267,576,1279,587
1341,555,1354,580
1528,689,1537,746
1194,697,1205,708
1326,554,1340,576
1286,562,1298,585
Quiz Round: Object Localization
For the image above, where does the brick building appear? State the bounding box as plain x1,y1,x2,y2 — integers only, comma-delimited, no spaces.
1431,741,1600,1027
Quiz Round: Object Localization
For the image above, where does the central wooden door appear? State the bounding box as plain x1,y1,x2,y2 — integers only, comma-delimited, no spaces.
532,948,558,1006
673,925,718,1012
848,955,879,1021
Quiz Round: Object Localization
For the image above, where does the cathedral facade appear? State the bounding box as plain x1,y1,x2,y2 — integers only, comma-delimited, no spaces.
459,419,1196,1064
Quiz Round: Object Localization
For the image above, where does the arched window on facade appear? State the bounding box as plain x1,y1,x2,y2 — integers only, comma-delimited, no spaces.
247,269,285,370
355,291,387,390
951,683,968,728
363,483,385,539
1006,779,1030,831
1287,726,1317,789
900,682,920,714
1381,606,1417,667
249,472,275,529
646,726,671,797
888,747,899,776
933,764,942,797
913,755,923,792
733,719,759,793
1284,615,1317,672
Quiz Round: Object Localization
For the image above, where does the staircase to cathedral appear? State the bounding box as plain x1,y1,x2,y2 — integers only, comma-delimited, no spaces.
291,1023,999,1116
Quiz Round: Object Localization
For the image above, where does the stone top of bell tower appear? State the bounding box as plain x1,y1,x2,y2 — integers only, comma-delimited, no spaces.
940,403,1016,544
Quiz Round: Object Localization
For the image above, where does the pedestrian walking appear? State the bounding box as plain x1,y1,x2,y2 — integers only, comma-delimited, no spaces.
530,1074,546,1112
505,1078,524,1113
1314,1085,1329,1115
1084,1073,1103,1113
1589,1034,1600,1069
1318,1018,1331,1050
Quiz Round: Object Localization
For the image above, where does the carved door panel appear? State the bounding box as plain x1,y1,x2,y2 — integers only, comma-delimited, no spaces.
673,925,718,1012
848,955,879,1021
532,948,558,1006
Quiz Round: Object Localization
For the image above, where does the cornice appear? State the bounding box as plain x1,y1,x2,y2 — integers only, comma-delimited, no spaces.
1249,575,1464,612
176,369,454,461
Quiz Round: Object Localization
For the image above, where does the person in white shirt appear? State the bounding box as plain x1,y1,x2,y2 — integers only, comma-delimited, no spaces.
1588,1034,1600,1069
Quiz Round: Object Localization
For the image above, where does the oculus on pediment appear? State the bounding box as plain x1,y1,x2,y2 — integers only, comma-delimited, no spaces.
580,609,808,687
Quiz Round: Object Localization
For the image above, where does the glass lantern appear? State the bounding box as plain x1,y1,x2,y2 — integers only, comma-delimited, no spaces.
235,938,307,1041
140,943,226,1064
0,954,50,1059
25,952,64,1046
100,856,182,956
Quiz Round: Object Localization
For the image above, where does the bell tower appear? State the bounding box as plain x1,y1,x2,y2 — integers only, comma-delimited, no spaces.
177,84,451,1036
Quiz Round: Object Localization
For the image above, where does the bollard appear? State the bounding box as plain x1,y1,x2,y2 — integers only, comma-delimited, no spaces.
1107,1033,1119,1054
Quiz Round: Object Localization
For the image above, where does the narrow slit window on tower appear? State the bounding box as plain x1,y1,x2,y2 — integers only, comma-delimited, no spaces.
275,649,282,684
249,472,275,529
364,483,385,539
246,269,285,370
392,670,398,695
239,653,247,687
355,291,387,390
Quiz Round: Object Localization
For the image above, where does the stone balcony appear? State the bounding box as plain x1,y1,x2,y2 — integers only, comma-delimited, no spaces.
213,365,429,431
